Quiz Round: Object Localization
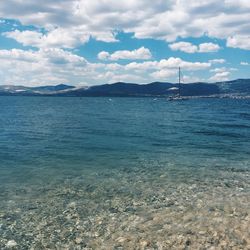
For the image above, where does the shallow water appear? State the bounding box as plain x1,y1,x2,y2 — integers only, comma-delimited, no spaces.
0,97,249,249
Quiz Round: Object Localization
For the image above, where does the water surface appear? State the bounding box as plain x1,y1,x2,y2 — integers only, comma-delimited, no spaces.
0,97,249,249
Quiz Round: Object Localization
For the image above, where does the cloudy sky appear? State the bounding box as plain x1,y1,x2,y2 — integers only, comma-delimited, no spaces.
0,0,249,86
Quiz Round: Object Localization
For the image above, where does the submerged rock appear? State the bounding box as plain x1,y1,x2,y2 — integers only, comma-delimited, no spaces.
6,240,17,248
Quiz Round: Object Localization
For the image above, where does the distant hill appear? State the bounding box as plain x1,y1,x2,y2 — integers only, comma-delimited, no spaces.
58,81,221,97
215,79,250,95
0,79,250,97
0,84,74,96
32,84,75,93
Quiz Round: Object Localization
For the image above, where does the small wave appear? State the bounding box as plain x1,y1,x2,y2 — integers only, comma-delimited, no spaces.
208,123,250,129
239,112,250,119
193,130,242,138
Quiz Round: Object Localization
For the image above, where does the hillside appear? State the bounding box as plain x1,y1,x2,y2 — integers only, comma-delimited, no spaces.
0,79,250,97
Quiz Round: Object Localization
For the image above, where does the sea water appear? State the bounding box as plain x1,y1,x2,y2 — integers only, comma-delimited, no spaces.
0,97,249,249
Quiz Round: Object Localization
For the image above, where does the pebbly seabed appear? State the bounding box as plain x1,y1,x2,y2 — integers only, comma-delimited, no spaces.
0,162,249,249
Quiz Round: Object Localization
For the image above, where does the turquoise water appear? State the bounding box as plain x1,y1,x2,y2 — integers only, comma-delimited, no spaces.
0,97,249,249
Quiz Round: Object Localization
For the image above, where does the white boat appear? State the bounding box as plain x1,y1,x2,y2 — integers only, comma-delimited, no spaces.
168,67,188,101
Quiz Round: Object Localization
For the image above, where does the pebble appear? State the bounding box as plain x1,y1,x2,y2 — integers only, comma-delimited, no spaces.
75,237,82,244
139,240,150,248
116,237,130,243
6,240,17,248
67,202,76,209
199,231,206,235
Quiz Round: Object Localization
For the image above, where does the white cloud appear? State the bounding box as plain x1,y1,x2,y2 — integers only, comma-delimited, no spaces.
169,42,220,53
229,67,238,71
169,42,197,53
0,48,212,86
240,62,249,66
1,1,249,86
198,43,220,52
209,59,226,64
182,75,202,83
0,48,88,86
125,61,158,71
127,57,211,81
210,67,238,76
98,47,152,61
105,63,123,71
4,29,91,49
227,35,250,50
209,71,230,82
124,57,210,72
98,51,110,60
151,69,176,79
4,30,44,47
158,57,211,70
106,73,144,83
210,67,227,73
1,1,250,49
151,70,203,83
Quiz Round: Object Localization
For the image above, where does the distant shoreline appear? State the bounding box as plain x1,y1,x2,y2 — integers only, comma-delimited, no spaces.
0,79,250,97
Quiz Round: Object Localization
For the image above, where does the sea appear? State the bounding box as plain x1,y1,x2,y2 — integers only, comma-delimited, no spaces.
0,96,249,249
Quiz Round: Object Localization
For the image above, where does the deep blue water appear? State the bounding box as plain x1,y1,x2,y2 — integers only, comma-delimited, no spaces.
0,97,249,184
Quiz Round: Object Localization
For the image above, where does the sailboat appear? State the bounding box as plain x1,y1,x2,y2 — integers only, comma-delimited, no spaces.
168,67,188,101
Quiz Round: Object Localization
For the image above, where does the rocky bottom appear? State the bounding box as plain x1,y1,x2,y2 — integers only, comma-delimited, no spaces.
0,164,249,250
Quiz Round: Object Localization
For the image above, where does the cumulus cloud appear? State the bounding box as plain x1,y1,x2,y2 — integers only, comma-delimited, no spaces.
0,48,212,86
151,69,176,79
210,67,228,73
0,48,89,86
198,43,220,52
1,1,249,85
227,35,250,50
169,42,197,53
125,57,211,81
240,62,249,66
158,57,211,70
209,71,230,82
124,57,210,72
5,29,90,49
0,0,250,49
209,59,226,64
182,75,202,83
97,51,110,61
210,67,237,73
169,42,220,53
98,47,152,61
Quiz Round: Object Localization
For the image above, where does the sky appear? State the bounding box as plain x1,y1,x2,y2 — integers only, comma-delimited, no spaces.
0,0,249,87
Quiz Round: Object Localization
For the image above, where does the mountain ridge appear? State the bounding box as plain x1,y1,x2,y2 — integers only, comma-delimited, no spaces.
0,79,250,97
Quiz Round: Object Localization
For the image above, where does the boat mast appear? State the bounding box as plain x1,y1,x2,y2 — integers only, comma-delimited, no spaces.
178,66,181,97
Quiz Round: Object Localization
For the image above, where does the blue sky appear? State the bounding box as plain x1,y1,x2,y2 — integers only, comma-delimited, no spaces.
0,0,249,86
